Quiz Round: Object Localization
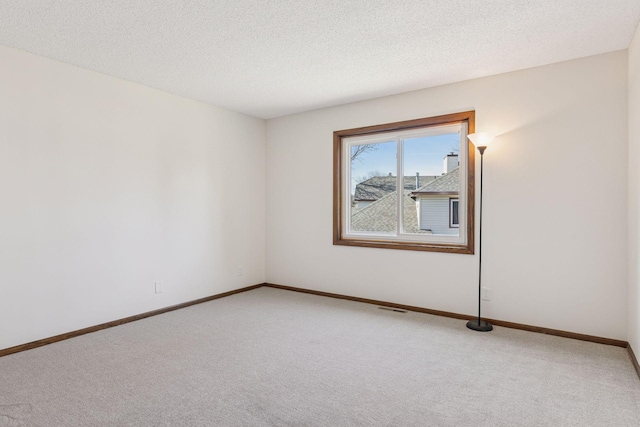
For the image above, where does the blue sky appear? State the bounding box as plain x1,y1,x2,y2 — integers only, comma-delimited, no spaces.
350,133,460,185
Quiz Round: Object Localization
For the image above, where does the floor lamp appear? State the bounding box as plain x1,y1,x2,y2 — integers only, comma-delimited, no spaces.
466,132,495,332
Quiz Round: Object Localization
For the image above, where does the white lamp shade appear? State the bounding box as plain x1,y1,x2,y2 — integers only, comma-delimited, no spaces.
467,132,495,148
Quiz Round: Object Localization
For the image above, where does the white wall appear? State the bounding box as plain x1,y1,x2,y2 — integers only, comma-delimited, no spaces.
1,43,632,350
0,46,266,350
266,51,629,340
629,25,640,353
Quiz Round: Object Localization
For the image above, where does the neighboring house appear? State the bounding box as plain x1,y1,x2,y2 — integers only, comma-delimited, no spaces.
410,167,459,235
351,190,426,234
351,154,460,235
353,174,437,210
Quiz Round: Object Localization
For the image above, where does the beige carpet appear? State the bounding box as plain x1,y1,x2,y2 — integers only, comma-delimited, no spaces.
1,287,639,426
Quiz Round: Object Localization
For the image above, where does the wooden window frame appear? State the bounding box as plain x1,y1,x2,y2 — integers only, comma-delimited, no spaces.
333,111,475,254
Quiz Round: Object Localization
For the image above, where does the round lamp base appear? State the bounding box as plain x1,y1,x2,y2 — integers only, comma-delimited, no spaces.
466,319,493,332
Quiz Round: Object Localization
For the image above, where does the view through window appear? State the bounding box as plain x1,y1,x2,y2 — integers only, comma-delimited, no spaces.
333,111,475,253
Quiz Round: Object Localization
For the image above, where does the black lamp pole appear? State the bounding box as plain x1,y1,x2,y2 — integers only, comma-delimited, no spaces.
467,145,493,332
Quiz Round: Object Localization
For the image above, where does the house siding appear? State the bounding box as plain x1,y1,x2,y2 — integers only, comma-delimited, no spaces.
419,196,458,235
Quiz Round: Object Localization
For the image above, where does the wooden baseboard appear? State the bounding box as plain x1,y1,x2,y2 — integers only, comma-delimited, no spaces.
264,283,472,319
0,284,264,358
629,345,640,380
263,283,628,348
482,317,627,348
4,281,635,377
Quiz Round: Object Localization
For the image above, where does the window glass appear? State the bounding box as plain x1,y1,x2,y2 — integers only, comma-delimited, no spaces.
403,134,460,236
350,141,397,234
333,111,475,254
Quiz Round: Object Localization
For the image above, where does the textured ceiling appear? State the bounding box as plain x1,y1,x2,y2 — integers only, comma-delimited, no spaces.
0,1,639,119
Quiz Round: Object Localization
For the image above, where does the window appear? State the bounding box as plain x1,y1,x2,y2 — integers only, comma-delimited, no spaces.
333,111,475,253
449,198,459,228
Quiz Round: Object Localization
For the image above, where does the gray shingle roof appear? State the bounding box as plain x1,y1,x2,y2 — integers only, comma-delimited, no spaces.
354,175,438,201
350,191,426,234
350,168,460,234
411,167,459,194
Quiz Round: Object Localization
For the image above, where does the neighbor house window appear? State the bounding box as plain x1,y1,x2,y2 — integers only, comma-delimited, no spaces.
333,111,475,253
449,198,459,228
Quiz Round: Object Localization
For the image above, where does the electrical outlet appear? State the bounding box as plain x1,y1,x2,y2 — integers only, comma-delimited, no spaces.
482,287,491,301
237,265,244,277
155,281,163,294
